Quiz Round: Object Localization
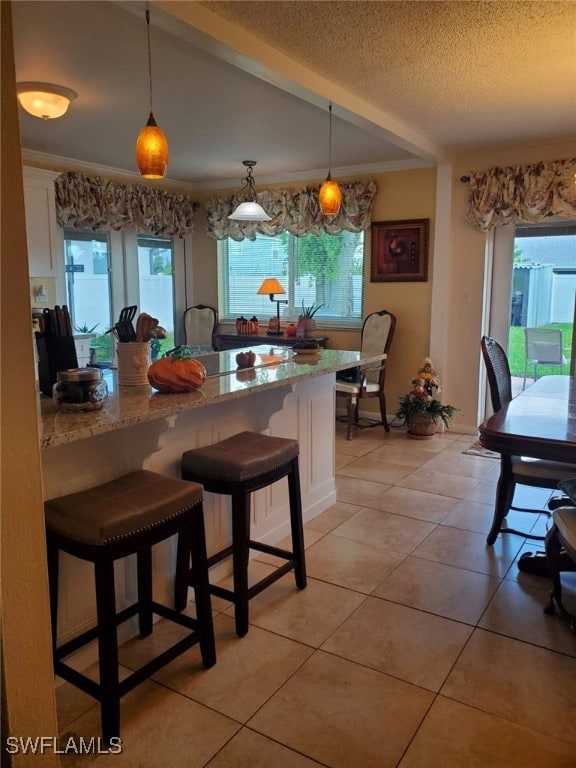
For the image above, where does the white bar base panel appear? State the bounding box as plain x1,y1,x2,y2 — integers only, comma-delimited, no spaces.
43,374,336,654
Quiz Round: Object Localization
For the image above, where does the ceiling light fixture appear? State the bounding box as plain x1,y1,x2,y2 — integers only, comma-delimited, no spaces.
136,8,168,180
16,82,76,120
319,103,342,216
228,161,271,221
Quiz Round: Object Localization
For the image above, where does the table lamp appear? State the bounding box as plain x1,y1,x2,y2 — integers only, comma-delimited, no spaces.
257,277,287,335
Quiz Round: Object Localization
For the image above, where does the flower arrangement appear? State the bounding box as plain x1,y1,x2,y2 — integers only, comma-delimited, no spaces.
396,357,458,430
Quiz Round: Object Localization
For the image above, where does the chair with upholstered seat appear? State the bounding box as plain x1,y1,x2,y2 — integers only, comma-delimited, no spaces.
184,304,218,349
481,335,576,545
523,327,567,388
335,309,396,440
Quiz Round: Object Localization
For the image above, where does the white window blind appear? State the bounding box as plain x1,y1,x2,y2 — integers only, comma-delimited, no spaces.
220,231,364,323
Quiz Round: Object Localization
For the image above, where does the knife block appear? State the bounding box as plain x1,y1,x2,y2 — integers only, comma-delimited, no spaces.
36,336,79,397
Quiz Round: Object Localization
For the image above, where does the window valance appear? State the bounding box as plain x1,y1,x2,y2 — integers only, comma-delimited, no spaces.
54,172,199,237
464,158,576,232
206,180,378,241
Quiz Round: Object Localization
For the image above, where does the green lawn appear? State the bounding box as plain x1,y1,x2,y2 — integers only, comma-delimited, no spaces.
507,323,573,378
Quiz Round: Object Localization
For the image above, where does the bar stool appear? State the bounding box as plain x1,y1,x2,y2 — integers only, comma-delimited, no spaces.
45,470,216,744
179,431,307,637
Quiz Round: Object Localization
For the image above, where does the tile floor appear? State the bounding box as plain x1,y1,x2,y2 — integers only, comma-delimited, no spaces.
55,425,576,767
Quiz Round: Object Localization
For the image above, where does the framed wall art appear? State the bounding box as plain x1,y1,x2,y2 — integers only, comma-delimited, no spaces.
370,219,429,282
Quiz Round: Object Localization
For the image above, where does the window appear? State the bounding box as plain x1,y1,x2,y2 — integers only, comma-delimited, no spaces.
220,231,364,323
64,231,112,336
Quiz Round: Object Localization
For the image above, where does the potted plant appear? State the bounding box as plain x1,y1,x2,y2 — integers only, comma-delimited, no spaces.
298,301,325,338
396,357,458,439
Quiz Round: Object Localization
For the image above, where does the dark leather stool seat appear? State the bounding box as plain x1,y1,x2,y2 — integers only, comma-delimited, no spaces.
45,470,216,744
179,431,307,637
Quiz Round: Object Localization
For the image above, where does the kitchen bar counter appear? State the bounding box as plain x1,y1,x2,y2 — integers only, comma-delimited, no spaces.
39,346,375,449
41,345,384,649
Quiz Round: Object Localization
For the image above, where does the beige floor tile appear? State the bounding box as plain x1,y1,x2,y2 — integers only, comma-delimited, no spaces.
322,596,472,691
248,650,433,768
152,614,313,723
441,629,576,744
398,467,480,498
58,680,239,767
362,485,457,523
374,556,500,624
399,696,576,768
336,474,391,505
334,451,356,470
206,728,325,767
337,457,414,484
334,431,390,457
365,444,438,468
464,477,499,504
305,533,405,593
305,500,360,533
419,453,495,480
238,573,366,647
479,578,576,656
333,507,436,554
441,498,500,534
412,524,524,577
254,527,324,566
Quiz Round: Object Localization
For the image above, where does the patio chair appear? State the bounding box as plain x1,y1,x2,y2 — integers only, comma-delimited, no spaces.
523,327,567,388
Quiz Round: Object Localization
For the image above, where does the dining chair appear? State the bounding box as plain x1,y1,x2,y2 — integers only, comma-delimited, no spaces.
523,327,567,388
183,305,218,349
335,310,396,440
480,336,576,545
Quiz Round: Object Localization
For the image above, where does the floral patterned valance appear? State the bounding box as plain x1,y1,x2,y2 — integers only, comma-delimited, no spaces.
206,181,378,241
54,172,199,237
464,158,576,232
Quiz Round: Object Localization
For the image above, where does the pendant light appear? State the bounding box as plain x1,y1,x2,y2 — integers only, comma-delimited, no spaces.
228,161,271,221
319,103,342,216
136,8,168,180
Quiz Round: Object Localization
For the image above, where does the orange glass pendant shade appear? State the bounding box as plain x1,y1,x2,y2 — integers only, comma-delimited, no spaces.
319,173,342,216
136,112,169,179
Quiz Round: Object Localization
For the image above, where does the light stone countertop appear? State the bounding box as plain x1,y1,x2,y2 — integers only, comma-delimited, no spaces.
40,346,385,449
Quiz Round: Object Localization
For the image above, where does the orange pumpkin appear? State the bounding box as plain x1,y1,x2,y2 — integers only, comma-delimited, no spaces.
147,356,207,393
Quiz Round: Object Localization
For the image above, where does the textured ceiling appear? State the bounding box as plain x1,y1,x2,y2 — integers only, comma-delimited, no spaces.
11,0,576,187
202,0,576,151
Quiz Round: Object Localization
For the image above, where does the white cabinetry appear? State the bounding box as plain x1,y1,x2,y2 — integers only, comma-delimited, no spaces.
23,167,61,278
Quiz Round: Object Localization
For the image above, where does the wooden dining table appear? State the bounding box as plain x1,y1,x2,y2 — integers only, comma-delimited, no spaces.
479,375,576,573
479,375,576,464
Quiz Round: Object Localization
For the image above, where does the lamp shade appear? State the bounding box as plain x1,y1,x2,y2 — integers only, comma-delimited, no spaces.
136,112,169,179
319,174,342,216
229,201,271,222
17,82,76,120
257,278,286,296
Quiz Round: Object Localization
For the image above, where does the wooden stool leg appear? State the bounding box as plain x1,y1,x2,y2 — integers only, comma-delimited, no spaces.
174,525,192,612
288,459,307,590
232,489,251,637
137,547,153,637
46,533,60,655
188,508,216,667
94,555,120,745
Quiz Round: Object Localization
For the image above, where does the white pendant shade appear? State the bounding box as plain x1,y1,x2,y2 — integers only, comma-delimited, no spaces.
228,201,271,221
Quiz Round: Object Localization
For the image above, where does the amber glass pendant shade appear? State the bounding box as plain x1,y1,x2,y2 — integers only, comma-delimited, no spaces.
319,173,342,216
136,112,169,179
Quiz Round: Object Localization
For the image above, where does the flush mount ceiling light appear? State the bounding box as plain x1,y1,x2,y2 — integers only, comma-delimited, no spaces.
228,161,271,221
136,8,169,180
16,82,76,120
319,103,342,216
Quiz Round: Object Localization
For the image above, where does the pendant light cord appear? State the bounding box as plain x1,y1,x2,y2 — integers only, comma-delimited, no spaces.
328,103,333,175
146,8,153,114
